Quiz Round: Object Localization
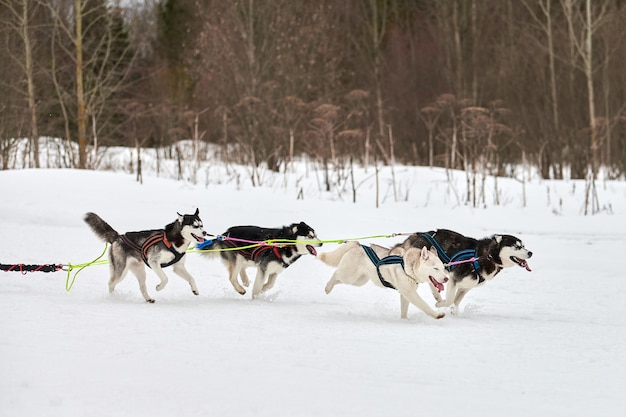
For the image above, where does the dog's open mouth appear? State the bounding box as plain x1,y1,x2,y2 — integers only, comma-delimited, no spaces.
429,276,447,293
306,245,317,256
511,256,532,271
192,233,205,243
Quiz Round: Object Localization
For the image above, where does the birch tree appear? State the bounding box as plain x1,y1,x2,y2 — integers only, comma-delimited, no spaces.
0,0,43,167
49,0,136,169
561,0,611,214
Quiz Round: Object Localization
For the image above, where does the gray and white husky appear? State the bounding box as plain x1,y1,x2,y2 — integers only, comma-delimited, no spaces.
395,229,533,311
319,241,449,320
84,209,207,303
200,222,322,298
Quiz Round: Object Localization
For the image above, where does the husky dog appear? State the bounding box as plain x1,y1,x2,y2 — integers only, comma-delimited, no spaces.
199,222,322,298
395,229,533,311
84,209,207,303
319,241,449,320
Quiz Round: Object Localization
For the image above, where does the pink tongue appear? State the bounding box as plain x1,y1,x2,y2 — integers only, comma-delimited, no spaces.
430,277,444,292
525,262,532,272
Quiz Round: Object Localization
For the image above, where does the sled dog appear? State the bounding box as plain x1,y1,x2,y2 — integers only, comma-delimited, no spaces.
199,222,321,298
84,209,207,303
395,229,533,311
319,241,449,320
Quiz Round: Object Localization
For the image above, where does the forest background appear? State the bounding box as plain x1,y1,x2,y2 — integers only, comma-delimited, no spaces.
1,0,625,185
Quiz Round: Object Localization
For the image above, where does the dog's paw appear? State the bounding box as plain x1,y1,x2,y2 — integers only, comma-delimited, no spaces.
156,284,166,291
146,298,155,303
236,288,246,295
192,290,199,296
435,312,445,319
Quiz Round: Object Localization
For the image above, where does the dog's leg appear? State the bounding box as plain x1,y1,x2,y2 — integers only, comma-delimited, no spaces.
108,253,131,293
453,288,470,310
325,266,368,294
324,276,339,294
436,279,457,308
129,263,154,303
399,288,444,319
400,294,410,319
108,265,127,294
261,272,278,292
251,268,267,299
239,269,250,287
172,261,199,295
227,260,246,295
149,262,170,292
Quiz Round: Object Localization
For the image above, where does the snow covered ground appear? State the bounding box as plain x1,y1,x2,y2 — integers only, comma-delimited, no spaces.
1,161,625,417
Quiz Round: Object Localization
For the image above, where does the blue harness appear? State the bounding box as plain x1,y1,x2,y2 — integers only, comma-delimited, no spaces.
361,245,403,290
420,232,484,283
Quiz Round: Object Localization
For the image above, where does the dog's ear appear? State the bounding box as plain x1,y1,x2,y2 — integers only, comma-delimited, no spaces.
420,246,429,260
403,248,419,276
177,212,183,223
194,208,199,217
429,246,437,256
494,235,502,244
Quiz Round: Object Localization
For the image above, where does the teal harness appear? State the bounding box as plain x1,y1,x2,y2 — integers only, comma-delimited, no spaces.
361,245,403,290
420,232,484,283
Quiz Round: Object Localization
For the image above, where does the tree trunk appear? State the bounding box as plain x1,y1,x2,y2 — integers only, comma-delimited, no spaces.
75,0,87,169
21,0,39,168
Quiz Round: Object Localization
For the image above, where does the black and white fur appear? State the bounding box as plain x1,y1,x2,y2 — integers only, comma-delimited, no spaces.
84,209,207,303
395,229,533,311
319,241,449,320
202,222,321,298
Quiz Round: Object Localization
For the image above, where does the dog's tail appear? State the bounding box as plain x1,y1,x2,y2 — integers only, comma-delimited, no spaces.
317,241,360,267
84,212,119,243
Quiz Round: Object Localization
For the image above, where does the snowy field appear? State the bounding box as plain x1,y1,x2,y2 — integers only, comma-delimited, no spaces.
1,159,625,417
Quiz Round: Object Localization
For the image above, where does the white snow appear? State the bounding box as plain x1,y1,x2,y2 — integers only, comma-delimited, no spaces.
1,159,625,417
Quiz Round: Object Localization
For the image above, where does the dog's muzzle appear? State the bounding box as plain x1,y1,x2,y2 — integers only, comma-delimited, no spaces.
511,254,532,271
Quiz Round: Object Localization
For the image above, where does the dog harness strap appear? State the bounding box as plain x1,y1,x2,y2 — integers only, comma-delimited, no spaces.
120,234,143,253
361,245,401,290
421,233,451,263
249,245,291,268
272,246,292,268
122,232,183,269
448,249,481,272
421,233,481,274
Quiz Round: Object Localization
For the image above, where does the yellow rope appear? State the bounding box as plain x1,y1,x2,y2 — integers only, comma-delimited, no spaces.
65,243,109,292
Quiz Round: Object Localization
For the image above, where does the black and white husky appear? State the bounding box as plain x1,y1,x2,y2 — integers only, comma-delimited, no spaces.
84,209,207,303
319,241,449,319
395,229,533,311
199,222,321,298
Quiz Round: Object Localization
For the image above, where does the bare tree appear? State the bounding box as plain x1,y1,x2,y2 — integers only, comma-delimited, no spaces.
48,0,137,169
0,0,43,168
561,0,612,213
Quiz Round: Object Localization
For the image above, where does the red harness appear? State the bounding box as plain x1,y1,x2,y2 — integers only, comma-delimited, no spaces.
121,232,184,268
223,240,291,268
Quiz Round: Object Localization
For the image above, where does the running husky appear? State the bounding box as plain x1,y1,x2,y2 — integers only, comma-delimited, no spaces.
199,222,321,298
319,241,449,320
84,210,207,303
395,229,533,311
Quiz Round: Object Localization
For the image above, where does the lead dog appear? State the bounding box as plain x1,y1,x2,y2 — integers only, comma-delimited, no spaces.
199,222,321,298
394,229,533,311
84,210,207,303
319,241,448,320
